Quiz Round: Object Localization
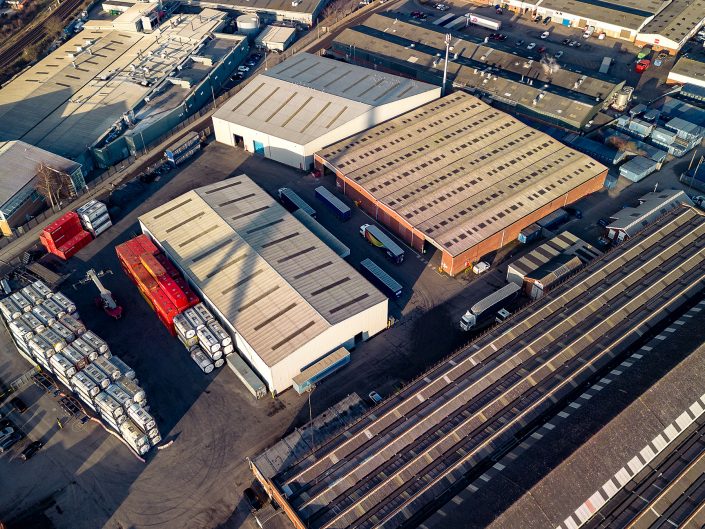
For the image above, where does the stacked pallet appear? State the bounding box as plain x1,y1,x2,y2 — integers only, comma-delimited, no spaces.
173,303,234,373
0,281,160,455
115,235,199,334
39,212,92,260
76,200,112,237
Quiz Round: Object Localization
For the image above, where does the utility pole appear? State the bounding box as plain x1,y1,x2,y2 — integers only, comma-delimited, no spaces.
442,33,451,97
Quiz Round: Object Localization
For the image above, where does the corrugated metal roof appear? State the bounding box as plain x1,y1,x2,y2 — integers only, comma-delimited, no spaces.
607,189,693,236
139,175,386,367
212,53,439,146
318,92,607,257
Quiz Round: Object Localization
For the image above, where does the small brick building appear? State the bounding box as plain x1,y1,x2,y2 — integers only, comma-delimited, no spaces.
315,92,608,276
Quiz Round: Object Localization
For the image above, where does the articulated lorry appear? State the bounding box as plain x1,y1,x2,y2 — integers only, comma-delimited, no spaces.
459,283,521,331
360,224,405,264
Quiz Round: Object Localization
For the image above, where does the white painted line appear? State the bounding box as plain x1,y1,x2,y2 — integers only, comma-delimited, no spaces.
544,422,556,430
558,411,570,419
569,402,581,409
631,354,643,360
655,335,667,340
642,346,653,351
531,432,543,440
611,370,623,376
479,473,491,482
674,320,685,325
621,362,633,368
581,393,593,400
592,384,604,391
493,462,505,471
665,327,677,333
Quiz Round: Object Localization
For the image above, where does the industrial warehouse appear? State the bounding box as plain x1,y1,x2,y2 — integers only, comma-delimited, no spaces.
252,205,705,529
212,53,440,170
0,8,246,168
189,0,328,26
330,14,624,130
139,175,388,394
315,92,608,276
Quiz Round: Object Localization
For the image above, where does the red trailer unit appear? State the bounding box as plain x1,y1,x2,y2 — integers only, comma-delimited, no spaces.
40,211,91,259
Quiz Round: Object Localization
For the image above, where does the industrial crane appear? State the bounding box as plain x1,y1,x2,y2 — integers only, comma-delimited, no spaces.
73,269,123,319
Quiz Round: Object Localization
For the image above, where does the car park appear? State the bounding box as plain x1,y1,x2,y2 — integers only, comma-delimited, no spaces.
0,432,21,453
10,397,28,414
20,440,43,461
540,31,549,39
527,42,536,50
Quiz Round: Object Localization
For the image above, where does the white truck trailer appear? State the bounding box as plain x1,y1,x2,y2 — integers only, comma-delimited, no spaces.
460,283,521,331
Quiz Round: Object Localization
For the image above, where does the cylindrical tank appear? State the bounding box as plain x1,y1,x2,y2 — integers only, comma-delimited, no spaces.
237,14,260,38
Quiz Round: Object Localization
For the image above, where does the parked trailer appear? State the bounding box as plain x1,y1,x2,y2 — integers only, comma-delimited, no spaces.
460,282,521,331
537,208,569,230
226,354,267,399
277,188,317,218
359,258,403,298
599,57,612,74
465,13,501,30
433,12,455,25
518,223,542,244
360,224,405,264
165,131,201,166
445,16,467,29
314,186,351,221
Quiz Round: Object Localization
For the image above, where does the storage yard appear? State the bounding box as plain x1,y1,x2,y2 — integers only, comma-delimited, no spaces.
253,205,705,529
316,92,608,276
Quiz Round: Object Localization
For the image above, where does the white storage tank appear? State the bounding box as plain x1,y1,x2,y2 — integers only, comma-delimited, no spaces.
21,312,45,333
50,321,75,343
51,292,77,314
207,320,231,347
192,303,214,324
116,376,146,404
173,313,196,339
93,356,120,380
32,305,55,326
214,357,225,368
223,344,235,356
183,307,206,331
32,280,53,299
196,326,221,354
10,291,32,313
42,298,66,319
10,319,33,341
0,298,22,320
60,314,86,336
191,350,214,373
110,356,136,380
72,371,100,397
127,403,156,433
39,328,66,352
21,284,44,306
72,337,98,361
95,392,125,418
120,418,150,448
82,330,109,354
84,364,111,389
237,13,261,38
105,383,133,409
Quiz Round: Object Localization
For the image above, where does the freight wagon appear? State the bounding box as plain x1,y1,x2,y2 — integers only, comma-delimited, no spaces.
314,186,351,221
277,188,317,218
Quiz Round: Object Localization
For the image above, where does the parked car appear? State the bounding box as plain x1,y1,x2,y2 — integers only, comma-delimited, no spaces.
540,31,550,39
565,206,583,219
516,39,525,46
542,16,551,24
0,427,15,443
555,50,564,58
237,66,250,72
533,14,542,22
527,42,536,50
635,59,651,73
561,38,570,45
0,432,21,453
10,398,28,414
20,440,43,461
537,46,547,53
369,391,383,404
472,261,490,274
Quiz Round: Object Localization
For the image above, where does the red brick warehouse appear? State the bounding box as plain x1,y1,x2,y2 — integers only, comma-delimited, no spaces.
315,92,608,277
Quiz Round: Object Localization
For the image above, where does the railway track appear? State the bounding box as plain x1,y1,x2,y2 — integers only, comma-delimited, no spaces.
270,208,705,529
585,424,705,529
0,0,84,72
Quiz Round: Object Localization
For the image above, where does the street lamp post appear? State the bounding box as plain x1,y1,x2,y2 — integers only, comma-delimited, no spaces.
442,33,451,96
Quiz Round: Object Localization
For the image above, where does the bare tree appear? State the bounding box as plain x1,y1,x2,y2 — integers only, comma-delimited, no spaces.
35,163,74,210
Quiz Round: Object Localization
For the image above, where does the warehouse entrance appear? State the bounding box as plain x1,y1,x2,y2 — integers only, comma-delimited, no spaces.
233,133,244,147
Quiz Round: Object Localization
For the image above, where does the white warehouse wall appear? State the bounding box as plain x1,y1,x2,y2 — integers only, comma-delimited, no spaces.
269,298,389,393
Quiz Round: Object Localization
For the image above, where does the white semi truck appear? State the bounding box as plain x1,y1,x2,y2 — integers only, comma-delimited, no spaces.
460,283,521,331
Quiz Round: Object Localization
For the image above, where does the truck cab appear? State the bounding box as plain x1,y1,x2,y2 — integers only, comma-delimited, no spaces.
459,311,476,331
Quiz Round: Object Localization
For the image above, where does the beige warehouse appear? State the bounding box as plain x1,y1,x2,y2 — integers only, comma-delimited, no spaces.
139,175,388,394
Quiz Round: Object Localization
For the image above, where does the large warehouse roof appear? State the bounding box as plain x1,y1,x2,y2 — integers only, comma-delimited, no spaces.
317,92,607,257
539,0,663,30
213,53,438,146
0,141,81,206
0,9,225,160
258,205,705,529
639,0,705,43
139,175,385,367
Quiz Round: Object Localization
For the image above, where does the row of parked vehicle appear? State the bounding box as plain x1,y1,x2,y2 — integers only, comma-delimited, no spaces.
0,402,43,461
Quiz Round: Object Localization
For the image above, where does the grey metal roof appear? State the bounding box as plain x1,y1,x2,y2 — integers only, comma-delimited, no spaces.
607,189,692,236
0,141,81,206
255,25,297,45
538,0,663,30
669,56,705,83
639,0,705,44
0,10,225,159
213,53,439,146
139,175,386,368
263,206,705,529
509,231,600,277
317,92,607,257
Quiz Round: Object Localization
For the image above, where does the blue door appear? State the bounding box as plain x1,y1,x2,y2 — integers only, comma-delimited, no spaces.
253,140,265,155
563,18,570,25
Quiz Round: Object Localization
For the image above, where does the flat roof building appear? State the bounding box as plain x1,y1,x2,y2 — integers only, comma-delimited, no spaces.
187,0,327,26
329,14,623,130
139,174,388,394
0,9,240,169
213,53,440,170
0,141,84,236
315,92,608,276
254,25,297,51
252,205,705,529
667,56,705,88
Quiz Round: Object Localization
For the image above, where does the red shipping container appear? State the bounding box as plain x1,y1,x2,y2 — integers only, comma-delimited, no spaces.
140,253,168,279
155,254,181,278
55,231,92,260
156,275,188,310
132,234,158,256
173,277,199,308
43,212,81,237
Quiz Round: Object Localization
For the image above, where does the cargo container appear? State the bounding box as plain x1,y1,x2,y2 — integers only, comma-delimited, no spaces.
277,188,317,218
20,284,44,305
360,224,405,264
39,328,65,352
105,383,133,409
207,320,231,347
165,131,201,166
32,305,55,326
93,357,120,380
49,321,74,343
127,403,156,432
465,13,501,30
314,186,352,221
518,223,542,244
110,356,136,380
51,292,77,314
459,283,521,331
49,353,76,378
226,354,267,399
536,208,569,230
120,419,150,448
59,314,86,336
9,319,33,341
61,344,89,370
84,364,109,389
149,432,162,445
42,298,66,319
177,333,199,350
82,330,109,354
32,280,53,299
191,350,214,373
95,392,125,418
21,312,45,333
214,357,225,368
29,335,54,358
192,303,214,325
116,377,146,404
200,345,223,362
0,298,22,320
173,313,196,339
196,326,221,354
72,337,98,361
10,292,32,313
72,371,100,397
359,258,402,298
223,344,235,356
